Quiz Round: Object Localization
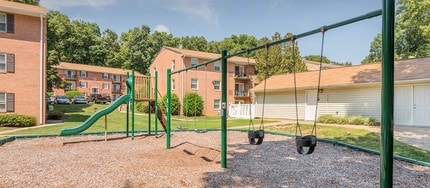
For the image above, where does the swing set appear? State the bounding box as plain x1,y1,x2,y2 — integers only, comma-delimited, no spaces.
165,3,395,186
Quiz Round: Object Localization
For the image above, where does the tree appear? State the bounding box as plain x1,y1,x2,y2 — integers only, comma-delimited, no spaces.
363,0,430,63
119,25,153,74
303,55,331,64
183,92,204,117
9,0,38,5
255,32,306,81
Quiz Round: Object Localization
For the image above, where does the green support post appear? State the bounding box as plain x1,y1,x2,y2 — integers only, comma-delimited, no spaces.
126,72,130,137
131,70,135,140
154,71,158,136
148,73,151,135
166,69,171,149
381,0,395,187
221,50,227,168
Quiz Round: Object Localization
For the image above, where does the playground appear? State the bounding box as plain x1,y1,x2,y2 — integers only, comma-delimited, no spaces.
1,131,429,187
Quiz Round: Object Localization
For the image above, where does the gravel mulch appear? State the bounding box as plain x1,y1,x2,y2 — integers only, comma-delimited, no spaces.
1,131,429,187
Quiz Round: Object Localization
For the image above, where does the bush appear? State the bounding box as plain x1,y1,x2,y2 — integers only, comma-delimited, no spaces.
317,114,378,126
182,92,204,117
136,102,154,113
0,114,37,127
159,93,180,115
65,90,83,100
47,110,64,120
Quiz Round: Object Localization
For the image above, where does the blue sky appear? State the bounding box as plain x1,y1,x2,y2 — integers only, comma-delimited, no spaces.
39,0,382,65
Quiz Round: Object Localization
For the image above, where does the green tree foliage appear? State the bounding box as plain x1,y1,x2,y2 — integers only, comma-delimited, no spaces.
255,32,306,81
304,55,352,66
208,34,259,55
119,25,153,74
64,90,83,100
363,0,430,64
182,92,204,117
9,0,38,5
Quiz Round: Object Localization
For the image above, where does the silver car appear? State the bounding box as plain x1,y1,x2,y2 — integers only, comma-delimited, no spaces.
56,96,70,104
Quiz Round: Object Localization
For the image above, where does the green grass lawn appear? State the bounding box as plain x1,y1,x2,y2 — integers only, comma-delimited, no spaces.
3,103,272,136
266,124,430,163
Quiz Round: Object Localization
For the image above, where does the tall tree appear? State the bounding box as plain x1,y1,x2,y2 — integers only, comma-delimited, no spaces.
119,25,153,74
362,0,430,64
255,32,306,81
9,0,38,5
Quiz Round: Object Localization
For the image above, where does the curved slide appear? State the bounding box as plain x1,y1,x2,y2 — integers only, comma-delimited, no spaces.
59,94,131,136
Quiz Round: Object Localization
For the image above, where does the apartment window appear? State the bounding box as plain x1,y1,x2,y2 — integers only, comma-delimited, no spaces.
79,81,87,88
213,80,220,91
102,73,109,79
214,99,221,110
214,61,220,72
0,53,15,73
0,13,13,33
0,93,14,112
112,84,121,92
172,79,175,90
103,83,110,89
65,82,76,90
64,70,76,78
172,59,176,70
80,71,87,78
191,78,198,90
112,75,121,82
191,58,198,67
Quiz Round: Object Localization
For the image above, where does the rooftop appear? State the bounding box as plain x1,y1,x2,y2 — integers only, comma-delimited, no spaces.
163,46,256,64
0,0,46,17
54,62,145,76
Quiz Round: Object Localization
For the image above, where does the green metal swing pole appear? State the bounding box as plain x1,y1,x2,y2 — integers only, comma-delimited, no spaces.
381,0,395,187
126,72,130,137
154,71,158,136
221,50,227,169
131,70,135,140
166,69,171,149
148,73,151,135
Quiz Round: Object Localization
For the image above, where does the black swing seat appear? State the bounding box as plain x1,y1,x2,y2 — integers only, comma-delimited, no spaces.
248,130,264,145
177,126,188,131
194,129,208,133
295,135,317,155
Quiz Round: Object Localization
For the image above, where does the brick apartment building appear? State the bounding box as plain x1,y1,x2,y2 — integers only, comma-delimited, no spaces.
0,1,46,125
53,62,143,100
150,46,257,116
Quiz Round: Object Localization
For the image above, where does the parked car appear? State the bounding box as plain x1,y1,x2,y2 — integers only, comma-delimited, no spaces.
56,95,70,104
88,94,111,104
72,96,88,104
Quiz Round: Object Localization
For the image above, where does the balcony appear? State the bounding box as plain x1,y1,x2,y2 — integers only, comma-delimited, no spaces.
234,90,249,98
234,72,250,80
112,78,122,83
112,88,122,94
64,74,78,80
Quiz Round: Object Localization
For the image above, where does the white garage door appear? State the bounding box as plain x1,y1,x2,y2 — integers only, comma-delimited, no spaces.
413,85,430,126
394,86,413,125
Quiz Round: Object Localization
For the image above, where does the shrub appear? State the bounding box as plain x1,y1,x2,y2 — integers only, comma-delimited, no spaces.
65,90,83,100
0,114,37,127
182,92,204,117
136,102,154,113
47,110,64,120
159,93,180,115
317,114,379,126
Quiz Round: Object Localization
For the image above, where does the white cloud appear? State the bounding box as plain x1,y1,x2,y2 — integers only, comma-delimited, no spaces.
154,0,219,28
154,24,171,34
40,0,117,10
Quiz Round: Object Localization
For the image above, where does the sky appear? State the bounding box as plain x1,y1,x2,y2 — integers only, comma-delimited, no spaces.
39,0,383,65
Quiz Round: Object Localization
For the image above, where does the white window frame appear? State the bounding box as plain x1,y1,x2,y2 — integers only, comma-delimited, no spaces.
214,99,221,110
66,82,76,90
191,58,198,67
172,59,176,70
0,53,5,72
172,79,176,90
0,93,5,112
0,13,6,32
102,83,110,89
191,78,198,90
113,84,121,92
112,74,121,82
214,61,221,72
102,73,109,79
213,80,220,91
79,81,87,88
80,71,87,78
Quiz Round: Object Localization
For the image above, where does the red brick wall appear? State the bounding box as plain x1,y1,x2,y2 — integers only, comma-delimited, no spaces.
0,13,46,125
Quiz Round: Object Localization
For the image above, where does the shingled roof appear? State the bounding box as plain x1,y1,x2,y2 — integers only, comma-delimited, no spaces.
0,0,46,17
253,57,430,93
163,46,256,64
54,62,145,76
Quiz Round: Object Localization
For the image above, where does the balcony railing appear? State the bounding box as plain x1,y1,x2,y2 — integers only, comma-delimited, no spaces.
64,74,77,79
235,90,248,97
112,88,122,93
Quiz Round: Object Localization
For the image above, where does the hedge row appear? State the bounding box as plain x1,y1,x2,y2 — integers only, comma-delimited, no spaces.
0,114,37,127
317,114,378,126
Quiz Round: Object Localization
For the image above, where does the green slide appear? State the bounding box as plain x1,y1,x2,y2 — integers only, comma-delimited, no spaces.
59,94,131,136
